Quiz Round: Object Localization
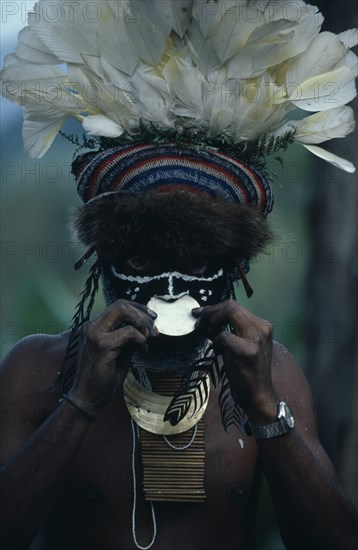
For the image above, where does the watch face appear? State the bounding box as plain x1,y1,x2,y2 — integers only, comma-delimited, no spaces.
278,401,295,429
285,405,295,428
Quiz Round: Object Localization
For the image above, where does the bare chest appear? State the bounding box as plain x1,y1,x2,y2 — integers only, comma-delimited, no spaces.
44,392,259,550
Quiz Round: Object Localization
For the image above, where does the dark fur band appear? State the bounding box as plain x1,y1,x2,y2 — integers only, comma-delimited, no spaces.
72,190,273,271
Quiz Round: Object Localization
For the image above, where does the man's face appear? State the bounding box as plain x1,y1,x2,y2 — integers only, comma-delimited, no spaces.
101,255,231,374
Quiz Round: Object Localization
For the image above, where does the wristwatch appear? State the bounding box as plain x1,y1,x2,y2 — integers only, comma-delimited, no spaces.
245,401,295,440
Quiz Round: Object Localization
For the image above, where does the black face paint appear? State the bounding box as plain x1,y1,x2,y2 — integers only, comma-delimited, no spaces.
102,266,230,307
101,265,233,374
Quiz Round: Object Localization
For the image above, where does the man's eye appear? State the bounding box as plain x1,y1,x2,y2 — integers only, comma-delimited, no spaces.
191,265,209,276
125,257,152,272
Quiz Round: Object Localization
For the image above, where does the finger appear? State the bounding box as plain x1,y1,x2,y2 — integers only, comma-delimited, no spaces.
192,306,204,318
193,303,225,330
92,299,156,328
90,300,158,338
195,301,268,343
111,310,159,339
196,309,228,340
101,325,149,353
129,301,158,320
193,302,233,337
212,330,253,358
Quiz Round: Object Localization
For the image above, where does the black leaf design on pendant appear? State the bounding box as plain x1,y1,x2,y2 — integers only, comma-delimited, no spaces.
163,373,210,426
163,345,246,432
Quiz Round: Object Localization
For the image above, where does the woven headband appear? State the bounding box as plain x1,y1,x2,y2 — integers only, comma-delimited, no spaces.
71,143,274,216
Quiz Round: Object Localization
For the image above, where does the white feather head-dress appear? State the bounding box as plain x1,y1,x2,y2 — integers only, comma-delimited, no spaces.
0,0,357,172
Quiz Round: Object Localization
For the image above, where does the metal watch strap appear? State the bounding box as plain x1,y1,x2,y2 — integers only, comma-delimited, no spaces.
244,401,294,440
249,420,290,440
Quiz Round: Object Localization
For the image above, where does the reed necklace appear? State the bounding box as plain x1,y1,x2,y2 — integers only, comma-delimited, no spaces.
124,369,209,503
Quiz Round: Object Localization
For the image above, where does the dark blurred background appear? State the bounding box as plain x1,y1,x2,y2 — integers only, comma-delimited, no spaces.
1,2,357,549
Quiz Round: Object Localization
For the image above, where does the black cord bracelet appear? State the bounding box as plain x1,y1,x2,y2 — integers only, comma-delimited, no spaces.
62,394,97,421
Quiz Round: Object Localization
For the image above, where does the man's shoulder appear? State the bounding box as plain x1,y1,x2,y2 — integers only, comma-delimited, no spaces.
0,331,71,401
271,340,307,377
272,339,307,377
271,340,316,425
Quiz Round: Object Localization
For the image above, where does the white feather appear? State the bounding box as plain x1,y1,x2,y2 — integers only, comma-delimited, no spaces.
339,29,358,49
135,0,174,36
286,33,349,88
186,20,221,74
82,115,124,137
16,27,59,64
171,0,193,38
296,107,355,143
1,57,70,106
214,4,261,64
301,144,355,173
265,0,323,45
227,0,323,77
227,23,297,79
335,51,358,79
1,59,65,85
129,65,172,126
171,60,206,121
28,9,83,63
96,15,138,76
192,0,239,39
23,115,65,158
232,74,294,140
0,0,356,170
68,62,136,126
15,71,88,156
202,72,236,135
123,0,168,65
209,107,234,135
275,107,355,144
26,1,100,68
288,67,356,111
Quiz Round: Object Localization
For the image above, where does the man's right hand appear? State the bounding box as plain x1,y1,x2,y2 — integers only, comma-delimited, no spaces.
67,300,158,411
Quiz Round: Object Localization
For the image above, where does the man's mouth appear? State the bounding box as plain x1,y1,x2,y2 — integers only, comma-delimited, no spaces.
131,328,210,375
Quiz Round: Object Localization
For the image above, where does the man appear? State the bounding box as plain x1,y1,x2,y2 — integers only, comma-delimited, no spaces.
1,143,357,550
1,1,357,549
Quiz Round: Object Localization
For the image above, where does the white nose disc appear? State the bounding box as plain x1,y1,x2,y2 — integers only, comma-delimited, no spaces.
147,295,200,336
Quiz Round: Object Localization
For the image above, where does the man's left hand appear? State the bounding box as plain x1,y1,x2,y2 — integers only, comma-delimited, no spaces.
193,300,278,421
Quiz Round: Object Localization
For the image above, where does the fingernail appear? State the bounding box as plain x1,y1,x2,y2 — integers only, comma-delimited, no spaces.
192,307,203,317
147,308,157,319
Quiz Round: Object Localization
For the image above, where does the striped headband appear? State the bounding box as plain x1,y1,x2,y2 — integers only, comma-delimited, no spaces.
72,143,274,215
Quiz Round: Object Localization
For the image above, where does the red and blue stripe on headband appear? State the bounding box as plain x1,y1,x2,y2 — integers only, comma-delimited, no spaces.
72,143,273,215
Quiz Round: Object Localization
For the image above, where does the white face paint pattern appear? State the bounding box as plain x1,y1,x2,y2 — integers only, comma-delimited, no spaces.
110,267,224,302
